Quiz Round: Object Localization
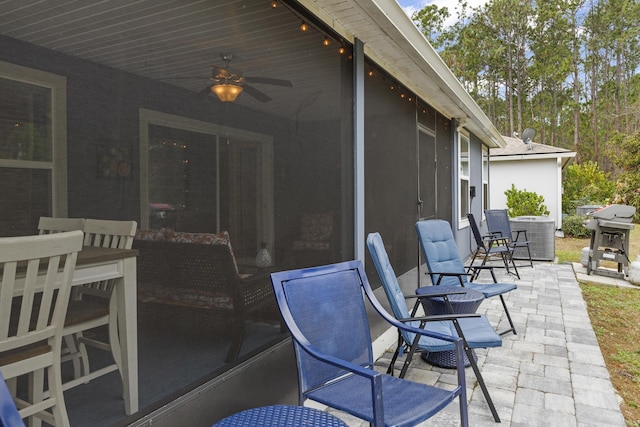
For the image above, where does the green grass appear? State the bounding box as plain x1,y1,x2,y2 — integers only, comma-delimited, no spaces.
581,283,640,425
555,248,579,264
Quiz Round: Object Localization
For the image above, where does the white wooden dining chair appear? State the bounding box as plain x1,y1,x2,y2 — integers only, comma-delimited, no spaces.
0,230,84,427
62,219,137,389
37,217,85,236
38,217,87,383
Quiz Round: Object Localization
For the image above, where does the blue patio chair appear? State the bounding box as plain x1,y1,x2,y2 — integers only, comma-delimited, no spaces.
416,219,518,335
367,232,502,423
485,209,534,268
468,212,520,279
270,260,470,427
0,371,23,427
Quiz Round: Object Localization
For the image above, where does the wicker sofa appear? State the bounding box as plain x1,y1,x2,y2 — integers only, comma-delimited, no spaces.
133,229,276,362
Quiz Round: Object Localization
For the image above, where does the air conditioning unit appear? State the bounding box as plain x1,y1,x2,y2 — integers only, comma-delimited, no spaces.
509,216,556,261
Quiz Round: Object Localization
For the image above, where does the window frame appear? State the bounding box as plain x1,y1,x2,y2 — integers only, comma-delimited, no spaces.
482,145,489,218
458,130,470,228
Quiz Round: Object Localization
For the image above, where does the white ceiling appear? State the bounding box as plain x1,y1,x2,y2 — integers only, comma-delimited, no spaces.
0,0,343,121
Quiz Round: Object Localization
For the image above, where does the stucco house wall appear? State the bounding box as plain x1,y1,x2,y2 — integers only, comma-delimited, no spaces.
489,136,575,229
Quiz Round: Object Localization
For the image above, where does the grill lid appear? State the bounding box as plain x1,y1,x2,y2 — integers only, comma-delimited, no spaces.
588,204,635,222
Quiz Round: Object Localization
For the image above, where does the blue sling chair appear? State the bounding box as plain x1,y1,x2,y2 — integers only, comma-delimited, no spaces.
367,232,502,423
416,219,518,336
0,371,23,427
271,260,470,427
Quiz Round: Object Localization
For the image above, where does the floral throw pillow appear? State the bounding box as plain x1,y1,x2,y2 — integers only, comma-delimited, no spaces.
165,230,230,245
135,228,167,241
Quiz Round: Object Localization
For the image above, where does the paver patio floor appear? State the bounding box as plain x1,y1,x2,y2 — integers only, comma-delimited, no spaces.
327,262,626,427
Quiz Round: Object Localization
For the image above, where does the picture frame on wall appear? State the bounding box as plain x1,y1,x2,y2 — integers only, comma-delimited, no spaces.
97,139,133,179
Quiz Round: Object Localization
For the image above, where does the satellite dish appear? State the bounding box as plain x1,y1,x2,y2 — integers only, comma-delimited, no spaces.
522,128,536,143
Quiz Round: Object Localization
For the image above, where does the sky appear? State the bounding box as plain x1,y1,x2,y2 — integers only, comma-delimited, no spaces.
396,0,489,27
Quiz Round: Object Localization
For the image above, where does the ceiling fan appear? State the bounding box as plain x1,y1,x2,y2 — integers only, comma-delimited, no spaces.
196,53,293,103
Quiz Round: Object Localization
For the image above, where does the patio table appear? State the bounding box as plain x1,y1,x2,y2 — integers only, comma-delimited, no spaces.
212,405,348,426
416,286,485,368
417,286,484,315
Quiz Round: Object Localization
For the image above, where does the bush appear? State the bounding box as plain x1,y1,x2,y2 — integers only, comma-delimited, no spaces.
611,173,640,223
562,161,615,214
505,184,550,217
605,131,640,222
562,215,591,238
565,196,594,217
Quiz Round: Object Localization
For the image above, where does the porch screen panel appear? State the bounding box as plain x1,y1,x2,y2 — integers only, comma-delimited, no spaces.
419,129,436,221
364,62,419,278
0,0,354,424
0,168,51,236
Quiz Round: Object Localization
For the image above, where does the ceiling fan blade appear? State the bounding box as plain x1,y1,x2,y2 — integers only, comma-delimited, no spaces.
198,85,213,96
242,85,272,103
160,76,210,80
244,76,293,87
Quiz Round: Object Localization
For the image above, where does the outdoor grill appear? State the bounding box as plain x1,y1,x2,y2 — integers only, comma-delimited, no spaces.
584,204,636,278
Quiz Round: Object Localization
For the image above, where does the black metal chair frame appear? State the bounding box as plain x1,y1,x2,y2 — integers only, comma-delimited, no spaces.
484,209,534,269
468,213,520,279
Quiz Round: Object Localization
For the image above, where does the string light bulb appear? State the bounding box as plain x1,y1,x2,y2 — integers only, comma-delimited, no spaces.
300,21,308,31
368,69,374,77
271,0,277,7
322,36,330,46
338,46,345,54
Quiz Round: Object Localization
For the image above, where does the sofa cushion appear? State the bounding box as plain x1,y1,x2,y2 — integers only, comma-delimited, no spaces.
135,228,167,241
165,230,238,273
138,284,234,310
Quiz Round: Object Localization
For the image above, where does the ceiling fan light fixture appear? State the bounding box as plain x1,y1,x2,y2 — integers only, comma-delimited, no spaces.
212,84,243,102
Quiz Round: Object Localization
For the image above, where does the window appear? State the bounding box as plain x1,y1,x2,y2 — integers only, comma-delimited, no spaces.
458,131,470,226
0,62,66,236
482,145,489,215
139,109,275,258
